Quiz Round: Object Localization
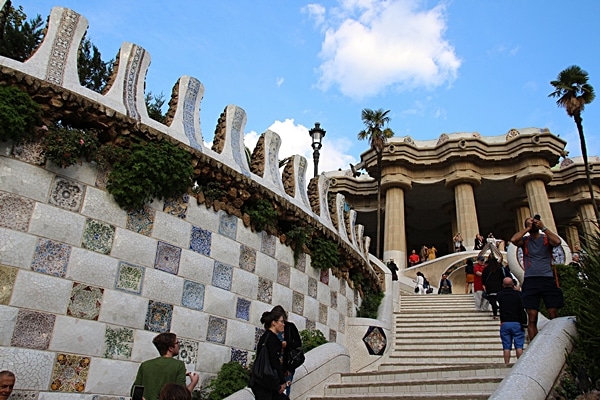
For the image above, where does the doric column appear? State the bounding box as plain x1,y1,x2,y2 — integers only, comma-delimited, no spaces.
446,171,481,251
578,203,599,239
383,186,406,268
515,206,531,233
516,166,557,232
565,225,580,253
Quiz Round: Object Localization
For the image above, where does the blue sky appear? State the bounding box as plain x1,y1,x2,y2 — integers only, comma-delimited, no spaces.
21,0,600,176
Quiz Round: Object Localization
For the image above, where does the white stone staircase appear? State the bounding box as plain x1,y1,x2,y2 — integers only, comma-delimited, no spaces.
309,294,517,400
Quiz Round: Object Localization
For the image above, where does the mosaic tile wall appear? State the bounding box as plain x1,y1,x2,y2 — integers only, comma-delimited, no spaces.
0,150,358,398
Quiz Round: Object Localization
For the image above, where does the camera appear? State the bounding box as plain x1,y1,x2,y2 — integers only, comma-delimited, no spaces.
533,214,541,221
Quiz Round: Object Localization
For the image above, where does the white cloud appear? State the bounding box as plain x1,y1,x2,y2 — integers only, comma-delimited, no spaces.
311,0,461,99
304,3,327,27
276,77,284,87
244,118,357,178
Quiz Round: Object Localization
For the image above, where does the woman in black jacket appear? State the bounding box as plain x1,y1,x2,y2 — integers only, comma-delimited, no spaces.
251,309,287,400
272,305,302,396
481,256,505,319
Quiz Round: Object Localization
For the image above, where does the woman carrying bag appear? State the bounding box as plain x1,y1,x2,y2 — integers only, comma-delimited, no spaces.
250,309,287,400
272,305,303,396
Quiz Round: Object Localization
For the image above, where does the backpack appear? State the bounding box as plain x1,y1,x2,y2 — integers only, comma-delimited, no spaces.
423,277,430,288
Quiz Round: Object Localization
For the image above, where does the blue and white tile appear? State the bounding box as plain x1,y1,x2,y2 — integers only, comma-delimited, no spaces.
84,357,139,397
0,157,53,202
49,316,105,356
0,347,54,391
189,225,211,256
230,269,258,301
0,228,37,269
66,248,119,289
181,280,205,311
29,203,85,246
0,304,19,346
225,319,255,349
110,228,157,268
209,234,240,267
218,211,237,239
203,286,236,319
178,249,213,286
97,290,147,330
142,268,184,305
235,297,251,321
170,306,208,341
152,212,191,249
31,238,71,277
11,270,71,314
211,261,233,291
80,186,127,228
254,252,277,282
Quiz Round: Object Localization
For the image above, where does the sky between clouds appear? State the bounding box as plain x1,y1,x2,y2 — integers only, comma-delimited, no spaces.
20,0,600,177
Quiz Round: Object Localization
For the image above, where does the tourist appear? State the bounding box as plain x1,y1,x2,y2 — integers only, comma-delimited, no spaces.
387,259,399,281
496,277,525,366
465,259,475,294
473,256,489,311
427,246,437,260
131,333,199,400
408,250,420,267
453,232,463,252
159,383,192,400
271,306,302,396
474,233,485,250
510,215,563,340
414,271,425,294
0,371,15,400
438,274,452,294
481,257,504,319
420,245,428,263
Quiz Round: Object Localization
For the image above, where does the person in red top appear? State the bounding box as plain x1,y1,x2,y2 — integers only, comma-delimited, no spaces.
408,250,420,266
473,256,489,311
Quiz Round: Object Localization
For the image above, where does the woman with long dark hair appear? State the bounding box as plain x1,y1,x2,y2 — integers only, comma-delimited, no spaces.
481,256,505,319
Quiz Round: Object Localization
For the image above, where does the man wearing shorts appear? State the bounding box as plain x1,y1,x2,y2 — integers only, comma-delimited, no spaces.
496,277,525,365
510,215,563,340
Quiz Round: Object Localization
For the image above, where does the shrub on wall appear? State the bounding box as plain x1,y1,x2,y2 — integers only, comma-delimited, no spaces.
0,85,40,142
44,124,99,168
198,361,250,400
300,328,328,352
307,236,340,270
284,224,312,263
242,199,278,233
107,140,193,210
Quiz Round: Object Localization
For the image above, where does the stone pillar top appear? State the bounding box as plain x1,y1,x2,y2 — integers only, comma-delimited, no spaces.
444,170,482,189
514,165,553,186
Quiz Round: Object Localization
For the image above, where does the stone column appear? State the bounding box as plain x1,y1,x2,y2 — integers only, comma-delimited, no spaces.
446,171,481,251
565,225,580,253
578,203,599,239
516,166,557,232
383,186,406,268
515,206,531,232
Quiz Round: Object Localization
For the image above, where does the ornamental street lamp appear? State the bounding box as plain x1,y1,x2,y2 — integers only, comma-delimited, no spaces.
308,122,326,177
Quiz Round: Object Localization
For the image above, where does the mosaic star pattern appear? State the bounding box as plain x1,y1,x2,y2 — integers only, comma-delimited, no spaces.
31,238,71,277
145,300,173,333
49,177,85,212
67,283,104,320
81,219,115,255
362,326,387,355
49,353,90,392
126,205,155,236
115,262,144,294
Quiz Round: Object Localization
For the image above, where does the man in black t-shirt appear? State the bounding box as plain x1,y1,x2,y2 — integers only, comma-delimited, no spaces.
496,277,526,366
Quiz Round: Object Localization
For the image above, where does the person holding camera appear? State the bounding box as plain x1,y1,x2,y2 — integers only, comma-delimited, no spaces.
510,215,563,340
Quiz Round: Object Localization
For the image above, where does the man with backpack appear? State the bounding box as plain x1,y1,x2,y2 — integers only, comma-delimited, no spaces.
510,215,563,340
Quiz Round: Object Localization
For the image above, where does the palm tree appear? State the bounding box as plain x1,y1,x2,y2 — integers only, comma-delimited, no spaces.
549,65,599,224
357,108,395,258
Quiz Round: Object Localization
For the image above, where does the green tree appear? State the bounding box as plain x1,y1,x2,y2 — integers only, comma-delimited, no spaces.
145,91,166,123
357,108,394,258
0,1,44,61
78,37,114,92
549,65,598,224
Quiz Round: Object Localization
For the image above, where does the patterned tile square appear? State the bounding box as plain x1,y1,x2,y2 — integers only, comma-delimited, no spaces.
7,390,39,399
319,303,328,325
181,280,205,311
257,278,273,304
103,325,134,360
145,300,173,333
48,176,85,212
0,264,17,304
261,233,276,257
212,261,233,291
354,290,359,305
12,139,45,165
347,301,354,316
11,309,56,349
254,327,265,350
231,348,248,367
81,219,115,255
206,315,227,344
0,192,35,231
338,315,346,334
339,281,346,296
295,252,306,272
190,225,211,256
218,212,237,239
307,277,317,299
163,193,189,219
236,297,251,320
330,291,338,310
115,261,144,294
305,319,316,331
239,245,256,272
329,329,337,343
126,205,155,236
277,262,290,287
31,238,71,277
175,338,199,368
67,282,104,320
362,326,386,355
154,241,182,275
320,269,329,285
291,291,304,316
49,353,91,392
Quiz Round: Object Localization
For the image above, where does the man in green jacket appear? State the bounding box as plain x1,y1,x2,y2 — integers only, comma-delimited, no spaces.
132,332,199,400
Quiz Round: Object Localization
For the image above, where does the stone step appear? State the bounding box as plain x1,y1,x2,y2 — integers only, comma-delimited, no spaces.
308,393,491,400
394,333,500,341
385,353,504,364
393,341,501,351
394,323,499,331
377,362,512,372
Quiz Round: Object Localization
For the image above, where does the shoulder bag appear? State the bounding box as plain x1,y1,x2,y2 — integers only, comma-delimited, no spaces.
252,339,280,390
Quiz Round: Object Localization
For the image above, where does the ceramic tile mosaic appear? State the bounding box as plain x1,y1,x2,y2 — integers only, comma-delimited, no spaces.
329,329,337,343
338,315,346,334
31,238,71,277
181,280,205,311
305,319,316,331
11,309,56,349
115,261,144,294
0,192,35,232
48,176,85,212
145,300,173,333
231,348,248,367
318,303,328,325
67,282,104,320
49,353,91,392
163,193,189,219
218,212,237,239
8,390,39,399
276,262,291,287
239,245,256,272
12,139,45,165
295,252,306,272
339,280,346,296
206,315,227,344
175,337,199,368
254,327,265,350
257,277,273,304
307,277,317,299
190,225,211,256
154,241,182,275
0,264,17,304
362,326,386,355
81,218,115,255
330,291,338,310
292,291,304,316
261,233,276,257
354,289,359,305
212,261,233,290
126,205,155,236
235,297,251,320
347,301,354,316
320,269,329,285
103,325,134,360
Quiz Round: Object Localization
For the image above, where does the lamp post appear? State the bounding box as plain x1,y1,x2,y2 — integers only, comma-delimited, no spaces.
309,122,326,177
